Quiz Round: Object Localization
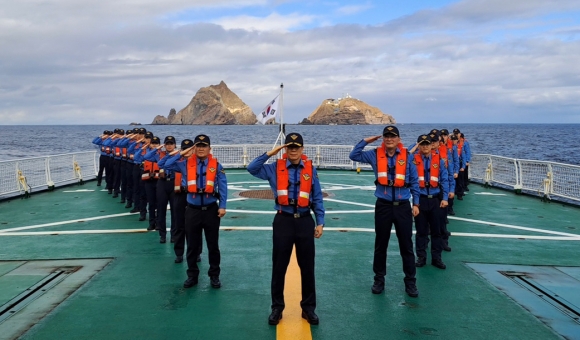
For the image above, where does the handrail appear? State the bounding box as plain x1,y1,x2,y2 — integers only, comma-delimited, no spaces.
1,148,579,204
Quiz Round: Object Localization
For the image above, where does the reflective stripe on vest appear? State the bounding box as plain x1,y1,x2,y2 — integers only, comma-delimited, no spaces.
376,143,407,187
186,155,218,194
276,155,313,208
414,153,440,188
141,149,163,180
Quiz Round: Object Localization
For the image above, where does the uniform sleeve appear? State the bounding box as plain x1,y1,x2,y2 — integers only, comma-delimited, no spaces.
407,156,420,206
439,159,449,199
452,147,459,174
217,163,227,209
311,167,325,226
464,141,471,162
163,154,184,172
247,153,275,180
349,140,376,165
143,149,159,162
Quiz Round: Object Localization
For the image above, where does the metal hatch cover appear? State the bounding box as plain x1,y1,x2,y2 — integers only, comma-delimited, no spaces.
0,259,112,340
467,264,580,340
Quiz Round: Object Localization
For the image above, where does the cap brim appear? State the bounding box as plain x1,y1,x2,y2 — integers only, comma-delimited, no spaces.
418,141,431,145
286,142,303,147
383,133,398,137
194,142,209,146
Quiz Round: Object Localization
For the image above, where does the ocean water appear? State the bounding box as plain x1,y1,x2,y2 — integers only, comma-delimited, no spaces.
0,124,578,165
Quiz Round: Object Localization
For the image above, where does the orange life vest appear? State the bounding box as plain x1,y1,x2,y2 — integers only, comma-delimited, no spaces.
414,153,440,188
276,154,313,208
438,144,448,168
105,146,111,154
376,143,408,187
115,146,121,157
186,155,218,194
457,139,464,156
141,149,163,180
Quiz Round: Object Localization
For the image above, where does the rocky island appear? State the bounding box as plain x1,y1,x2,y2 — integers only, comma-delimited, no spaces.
301,95,395,125
151,81,257,125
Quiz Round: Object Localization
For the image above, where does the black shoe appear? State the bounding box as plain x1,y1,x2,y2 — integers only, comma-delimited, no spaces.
108,189,112,194
448,208,456,216
120,199,125,204
432,259,447,269
443,245,452,252
371,280,384,294
112,193,118,198
465,187,470,192
97,182,101,186
130,208,139,214
170,238,175,243
210,276,221,288
458,195,463,200
445,217,449,224
139,215,147,222
196,254,201,262
268,309,283,325
183,277,198,288
174,256,183,263
415,257,426,267
146,224,155,230
160,238,166,244
125,203,132,209
301,310,319,325
405,284,419,298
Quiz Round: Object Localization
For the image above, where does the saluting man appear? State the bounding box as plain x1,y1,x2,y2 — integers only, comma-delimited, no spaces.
349,125,421,298
247,133,325,326
412,134,449,270
164,135,227,289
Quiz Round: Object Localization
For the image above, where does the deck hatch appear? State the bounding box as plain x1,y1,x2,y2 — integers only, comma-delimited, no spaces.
468,263,580,340
0,269,75,323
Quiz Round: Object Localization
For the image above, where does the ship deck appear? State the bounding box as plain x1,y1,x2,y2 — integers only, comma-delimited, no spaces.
0,169,579,340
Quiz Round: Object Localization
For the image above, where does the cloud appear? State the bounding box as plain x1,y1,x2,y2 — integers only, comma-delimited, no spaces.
1,0,580,125
335,3,373,16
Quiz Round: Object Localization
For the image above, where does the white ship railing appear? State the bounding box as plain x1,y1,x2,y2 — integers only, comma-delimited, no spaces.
1,147,579,204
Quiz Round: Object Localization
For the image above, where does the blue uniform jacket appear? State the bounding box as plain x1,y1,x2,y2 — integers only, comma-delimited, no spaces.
349,140,420,205
414,154,449,199
144,149,176,178
247,153,325,226
92,137,108,156
463,140,472,163
163,154,227,209
102,138,115,158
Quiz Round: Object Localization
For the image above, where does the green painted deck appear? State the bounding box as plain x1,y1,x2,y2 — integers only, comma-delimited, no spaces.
0,169,579,340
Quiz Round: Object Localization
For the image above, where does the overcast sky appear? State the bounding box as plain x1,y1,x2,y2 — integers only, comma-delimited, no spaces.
1,0,580,124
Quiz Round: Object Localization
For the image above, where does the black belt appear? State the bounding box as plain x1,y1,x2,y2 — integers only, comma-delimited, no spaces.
377,198,408,206
420,194,437,199
187,202,218,211
278,211,311,219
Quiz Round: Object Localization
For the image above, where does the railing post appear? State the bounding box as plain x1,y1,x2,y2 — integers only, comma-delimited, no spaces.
46,156,55,190
514,160,522,194
242,145,248,167
316,146,321,168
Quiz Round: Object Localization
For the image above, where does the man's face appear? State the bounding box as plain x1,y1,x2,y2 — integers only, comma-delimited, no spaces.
419,143,431,155
285,145,303,162
442,134,449,142
195,143,210,159
165,142,175,152
382,134,400,148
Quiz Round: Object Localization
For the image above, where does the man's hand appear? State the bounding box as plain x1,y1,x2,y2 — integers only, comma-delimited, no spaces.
453,173,458,179
156,144,164,150
460,168,464,172
440,200,448,208
314,225,323,238
364,135,382,143
267,144,289,157
180,146,195,157
412,205,419,217
466,162,470,166
217,209,226,218
449,192,455,199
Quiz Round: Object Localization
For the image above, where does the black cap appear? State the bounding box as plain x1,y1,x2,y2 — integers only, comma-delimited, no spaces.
118,129,125,135
453,128,460,134
144,132,153,139
139,128,147,134
194,134,211,146
450,135,459,141
429,133,439,142
164,136,176,144
126,129,133,134
103,130,108,134
151,136,161,144
440,129,449,135
417,134,432,145
382,125,399,136
460,133,465,138
285,133,304,147
181,139,194,149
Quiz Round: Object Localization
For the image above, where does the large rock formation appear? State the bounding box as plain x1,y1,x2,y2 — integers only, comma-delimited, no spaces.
304,95,396,125
152,81,257,125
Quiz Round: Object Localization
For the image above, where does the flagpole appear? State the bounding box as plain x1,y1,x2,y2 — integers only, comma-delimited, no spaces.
279,83,284,146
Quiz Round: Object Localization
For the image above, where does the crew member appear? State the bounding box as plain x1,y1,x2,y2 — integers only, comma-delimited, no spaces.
349,125,420,298
430,132,454,252
164,135,227,290
247,133,325,326
92,130,112,187
129,128,147,214
412,134,449,269
134,133,159,230
458,131,471,191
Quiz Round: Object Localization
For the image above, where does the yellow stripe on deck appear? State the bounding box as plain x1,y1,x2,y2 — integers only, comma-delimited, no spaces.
277,246,313,340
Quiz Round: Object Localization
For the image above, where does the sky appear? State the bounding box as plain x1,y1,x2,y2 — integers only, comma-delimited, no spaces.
1,0,580,124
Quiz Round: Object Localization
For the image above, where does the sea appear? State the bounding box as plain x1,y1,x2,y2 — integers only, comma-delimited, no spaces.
0,124,578,165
